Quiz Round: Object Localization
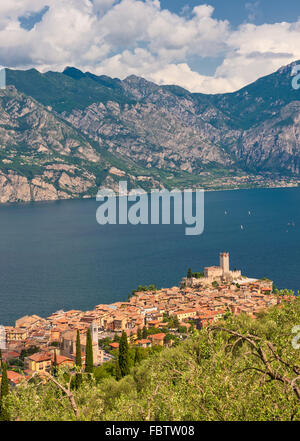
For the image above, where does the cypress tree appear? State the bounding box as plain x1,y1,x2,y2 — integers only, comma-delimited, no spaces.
134,347,143,365
187,267,192,278
142,326,148,339
0,362,9,421
85,328,94,373
173,316,179,328
137,328,142,340
190,323,195,334
75,330,82,388
52,349,58,377
0,348,2,367
118,331,130,377
115,357,122,381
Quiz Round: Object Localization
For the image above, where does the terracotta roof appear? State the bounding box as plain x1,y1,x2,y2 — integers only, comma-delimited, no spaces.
27,352,52,362
150,333,166,340
3,351,20,359
7,371,24,384
53,355,74,365
109,342,119,348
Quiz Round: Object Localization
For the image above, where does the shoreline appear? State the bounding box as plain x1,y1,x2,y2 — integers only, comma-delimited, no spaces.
1,182,300,207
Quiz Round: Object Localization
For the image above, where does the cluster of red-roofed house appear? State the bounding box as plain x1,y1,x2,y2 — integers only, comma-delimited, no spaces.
0,267,293,387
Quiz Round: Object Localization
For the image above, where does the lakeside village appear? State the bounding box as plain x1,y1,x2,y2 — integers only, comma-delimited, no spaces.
0,252,294,386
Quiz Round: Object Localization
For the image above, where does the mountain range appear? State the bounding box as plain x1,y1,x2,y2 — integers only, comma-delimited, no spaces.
1,61,300,202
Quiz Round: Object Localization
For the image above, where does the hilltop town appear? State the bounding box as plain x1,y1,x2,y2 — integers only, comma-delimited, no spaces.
0,253,293,386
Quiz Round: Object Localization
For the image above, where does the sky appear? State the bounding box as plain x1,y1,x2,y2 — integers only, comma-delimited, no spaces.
1,0,300,93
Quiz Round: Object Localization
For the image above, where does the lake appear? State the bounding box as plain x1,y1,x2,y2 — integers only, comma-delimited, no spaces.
1,187,300,325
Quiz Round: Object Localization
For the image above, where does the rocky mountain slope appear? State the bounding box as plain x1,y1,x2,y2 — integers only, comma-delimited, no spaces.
0,85,164,202
2,61,300,202
0,86,102,202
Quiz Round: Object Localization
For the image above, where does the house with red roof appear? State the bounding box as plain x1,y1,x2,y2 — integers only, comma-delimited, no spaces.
135,339,151,348
148,333,166,347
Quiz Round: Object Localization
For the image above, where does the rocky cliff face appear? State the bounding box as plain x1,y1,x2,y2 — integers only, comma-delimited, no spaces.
0,86,99,202
2,61,300,202
64,94,234,173
238,102,300,174
61,65,300,176
0,85,165,202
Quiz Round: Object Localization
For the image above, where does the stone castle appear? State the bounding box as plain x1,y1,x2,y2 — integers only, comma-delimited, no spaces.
182,252,242,288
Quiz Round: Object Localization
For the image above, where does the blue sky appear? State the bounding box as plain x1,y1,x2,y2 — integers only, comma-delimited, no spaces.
1,0,300,93
161,0,300,26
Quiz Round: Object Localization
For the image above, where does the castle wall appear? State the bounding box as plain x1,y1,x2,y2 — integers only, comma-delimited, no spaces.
204,266,222,278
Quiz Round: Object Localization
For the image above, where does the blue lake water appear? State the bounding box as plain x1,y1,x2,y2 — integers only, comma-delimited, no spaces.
1,187,300,325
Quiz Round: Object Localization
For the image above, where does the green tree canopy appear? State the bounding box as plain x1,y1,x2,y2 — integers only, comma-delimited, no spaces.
2,298,300,421
118,331,130,378
85,328,94,374
142,326,148,339
115,358,122,381
134,347,143,366
137,328,142,340
0,362,9,421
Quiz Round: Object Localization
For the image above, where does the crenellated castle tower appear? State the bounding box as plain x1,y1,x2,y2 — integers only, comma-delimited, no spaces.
220,252,229,275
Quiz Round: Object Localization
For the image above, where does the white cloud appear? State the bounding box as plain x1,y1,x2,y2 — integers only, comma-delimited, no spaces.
149,63,237,93
0,0,300,93
218,21,300,88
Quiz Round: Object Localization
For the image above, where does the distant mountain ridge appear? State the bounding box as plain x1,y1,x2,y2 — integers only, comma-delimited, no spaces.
1,61,300,202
